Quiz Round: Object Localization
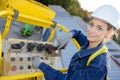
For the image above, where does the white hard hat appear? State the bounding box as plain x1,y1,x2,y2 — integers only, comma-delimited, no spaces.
89,5,120,30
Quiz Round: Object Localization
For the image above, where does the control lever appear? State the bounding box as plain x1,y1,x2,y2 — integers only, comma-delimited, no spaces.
11,41,25,49
37,43,45,52
27,42,34,51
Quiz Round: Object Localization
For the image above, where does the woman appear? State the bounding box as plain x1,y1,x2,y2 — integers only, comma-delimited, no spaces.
32,5,120,80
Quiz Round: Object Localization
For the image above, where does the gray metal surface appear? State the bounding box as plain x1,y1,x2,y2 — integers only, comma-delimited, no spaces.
0,17,43,41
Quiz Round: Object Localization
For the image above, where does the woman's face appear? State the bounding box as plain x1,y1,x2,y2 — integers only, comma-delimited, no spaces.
87,18,109,43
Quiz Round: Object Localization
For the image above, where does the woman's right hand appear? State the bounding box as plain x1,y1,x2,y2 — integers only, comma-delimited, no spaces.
56,32,73,49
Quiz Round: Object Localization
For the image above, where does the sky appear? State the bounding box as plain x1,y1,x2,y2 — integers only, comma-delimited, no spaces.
78,0,120,12
78,0,120,24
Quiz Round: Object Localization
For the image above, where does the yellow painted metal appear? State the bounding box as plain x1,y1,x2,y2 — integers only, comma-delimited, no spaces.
56,24,69,32
0,31,3,75
0,10,14,17
0,0,55,28
18,13,54,28
0,68,68,80
47,28,56,42
57,24,81,50
36,77,42,80
0,72,44,80
72,39,80,50
0,0,8,10
2,16,12,40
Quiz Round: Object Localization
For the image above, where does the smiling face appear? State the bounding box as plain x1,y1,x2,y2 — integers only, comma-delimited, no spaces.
87,18,111,43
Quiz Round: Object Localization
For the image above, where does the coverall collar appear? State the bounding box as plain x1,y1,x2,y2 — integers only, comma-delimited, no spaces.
79,41,103,58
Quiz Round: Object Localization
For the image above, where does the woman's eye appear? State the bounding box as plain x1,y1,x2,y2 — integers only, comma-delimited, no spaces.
97,27,103,30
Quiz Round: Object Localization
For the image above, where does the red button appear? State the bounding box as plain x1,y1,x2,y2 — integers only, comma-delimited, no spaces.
11,65,17,71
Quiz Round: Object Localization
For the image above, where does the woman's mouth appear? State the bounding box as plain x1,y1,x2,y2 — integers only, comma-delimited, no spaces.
88,33,95,38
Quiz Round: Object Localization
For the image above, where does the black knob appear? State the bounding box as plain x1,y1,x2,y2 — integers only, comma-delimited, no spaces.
37,43,45,52
45,44,53,54
27,42,34,51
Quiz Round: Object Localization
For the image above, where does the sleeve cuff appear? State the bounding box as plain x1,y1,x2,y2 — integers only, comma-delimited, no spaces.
70,30,76,37
38,62,48,71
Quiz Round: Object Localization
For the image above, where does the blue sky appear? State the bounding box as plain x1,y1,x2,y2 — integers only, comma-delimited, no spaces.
78,0,120,25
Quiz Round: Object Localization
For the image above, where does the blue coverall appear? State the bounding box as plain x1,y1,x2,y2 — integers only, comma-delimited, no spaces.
38,30,110,80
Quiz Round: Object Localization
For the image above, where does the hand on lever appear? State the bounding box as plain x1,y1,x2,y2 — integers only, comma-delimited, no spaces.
56,32,73,49
32,56,42,68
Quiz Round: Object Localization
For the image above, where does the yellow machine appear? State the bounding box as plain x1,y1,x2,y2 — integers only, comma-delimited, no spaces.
0,0,80,80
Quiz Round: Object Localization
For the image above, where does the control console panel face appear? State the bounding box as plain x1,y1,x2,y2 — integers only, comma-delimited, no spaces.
3,38,62,75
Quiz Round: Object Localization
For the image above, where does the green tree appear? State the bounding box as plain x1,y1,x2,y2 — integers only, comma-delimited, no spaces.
66,0,80,15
